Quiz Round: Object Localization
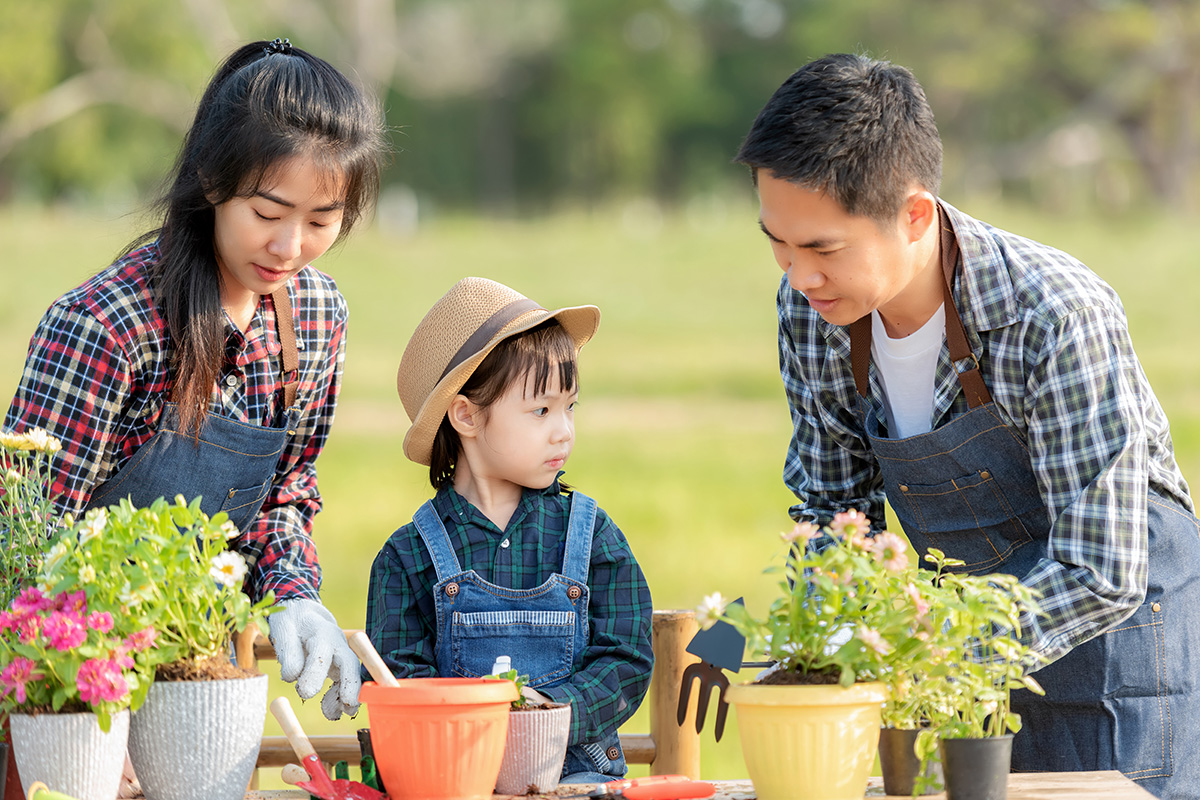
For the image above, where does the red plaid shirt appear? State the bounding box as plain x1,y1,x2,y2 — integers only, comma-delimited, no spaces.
5,243,347,602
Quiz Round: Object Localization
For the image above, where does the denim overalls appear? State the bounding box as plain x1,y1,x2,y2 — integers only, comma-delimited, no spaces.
412,490,627,784
848,210,1200,799
85,288,300,534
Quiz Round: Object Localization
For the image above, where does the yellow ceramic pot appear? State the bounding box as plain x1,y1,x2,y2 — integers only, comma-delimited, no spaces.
726,681,887,800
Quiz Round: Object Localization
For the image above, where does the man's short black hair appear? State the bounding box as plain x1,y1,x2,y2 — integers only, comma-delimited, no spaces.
736,53,943,222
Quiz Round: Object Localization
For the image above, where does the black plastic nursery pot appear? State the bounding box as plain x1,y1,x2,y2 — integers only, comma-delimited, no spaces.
939,734,1013,800
877,727,943,796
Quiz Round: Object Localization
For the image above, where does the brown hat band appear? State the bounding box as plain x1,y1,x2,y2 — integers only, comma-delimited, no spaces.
438,298,542,382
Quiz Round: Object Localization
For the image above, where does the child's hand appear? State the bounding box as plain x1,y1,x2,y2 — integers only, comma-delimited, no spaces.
521,685,552,706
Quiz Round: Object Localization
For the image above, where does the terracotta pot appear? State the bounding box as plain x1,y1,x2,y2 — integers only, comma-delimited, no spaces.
878,726,943,796
127,674,268,800
726,681,886,800
939,735,1012,800
360,678,517,800
10,710,129,800
494,703,572,794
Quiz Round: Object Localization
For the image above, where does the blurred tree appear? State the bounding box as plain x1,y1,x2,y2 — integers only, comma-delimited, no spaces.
0,0,1197,215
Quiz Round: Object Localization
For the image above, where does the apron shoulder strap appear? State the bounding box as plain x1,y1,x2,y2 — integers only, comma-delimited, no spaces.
271,287,301,409
413,500,464,581
562,491,596,584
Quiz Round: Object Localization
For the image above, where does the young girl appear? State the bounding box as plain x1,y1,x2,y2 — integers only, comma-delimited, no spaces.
4,38,386,719
367,277,654,784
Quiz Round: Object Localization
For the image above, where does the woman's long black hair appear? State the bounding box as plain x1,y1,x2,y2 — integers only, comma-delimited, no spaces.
128,40,386,435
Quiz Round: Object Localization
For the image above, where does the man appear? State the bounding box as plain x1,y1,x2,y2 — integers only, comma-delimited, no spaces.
737,52,1200,799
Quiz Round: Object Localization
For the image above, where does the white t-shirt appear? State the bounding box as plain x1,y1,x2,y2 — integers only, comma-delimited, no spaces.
870,304,945,438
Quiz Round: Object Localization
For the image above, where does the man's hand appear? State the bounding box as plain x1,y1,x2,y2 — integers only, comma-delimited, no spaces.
268,598,361,720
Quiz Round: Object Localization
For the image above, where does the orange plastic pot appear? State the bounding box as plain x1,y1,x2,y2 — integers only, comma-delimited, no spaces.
359,678,518,800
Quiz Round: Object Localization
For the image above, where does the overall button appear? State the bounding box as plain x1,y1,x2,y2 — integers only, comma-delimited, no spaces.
444,583,459,597
1152,602,1161,612
567,586,582,600
980,470,991,480
899,484,909,493
605,746,620,761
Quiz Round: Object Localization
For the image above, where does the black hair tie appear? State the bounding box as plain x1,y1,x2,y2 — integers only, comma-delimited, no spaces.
264,38,293,56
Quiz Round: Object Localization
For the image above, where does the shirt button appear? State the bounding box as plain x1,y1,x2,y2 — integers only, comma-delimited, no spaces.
444,583,459,597
567,586,582,600
500,539,510,549
225,374,238,387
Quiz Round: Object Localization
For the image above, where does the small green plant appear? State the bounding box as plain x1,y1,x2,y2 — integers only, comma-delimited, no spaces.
0,428,65,611
704,510,932,687
913,549,1047,767
39,495,276,676
486,668,532,709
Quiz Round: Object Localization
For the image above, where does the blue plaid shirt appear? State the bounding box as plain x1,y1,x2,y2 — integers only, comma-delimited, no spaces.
778,201,1193,663
366,479,653,745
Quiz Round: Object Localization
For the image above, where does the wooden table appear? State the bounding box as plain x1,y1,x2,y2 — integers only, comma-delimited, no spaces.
246,770,1155,799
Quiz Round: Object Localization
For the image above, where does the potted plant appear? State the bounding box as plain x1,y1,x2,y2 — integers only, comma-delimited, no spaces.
37,496,275,800
488,666,572,795
706,510,929,800
912,549,1046,800
0,428,72,800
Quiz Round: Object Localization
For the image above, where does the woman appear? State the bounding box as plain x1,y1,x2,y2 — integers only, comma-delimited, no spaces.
5,38,387,719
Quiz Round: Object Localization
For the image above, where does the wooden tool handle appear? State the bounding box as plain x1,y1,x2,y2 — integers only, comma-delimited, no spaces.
281,764,309,786
348,631,400,687
269,695,318,761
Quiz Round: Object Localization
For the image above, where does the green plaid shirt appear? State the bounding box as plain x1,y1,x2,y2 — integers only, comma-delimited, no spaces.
778,201,1193,665
365,478,653,744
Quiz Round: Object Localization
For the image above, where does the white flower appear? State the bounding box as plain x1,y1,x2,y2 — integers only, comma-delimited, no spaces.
78,564,96,584
210,551,248,588
78,508,108,544
43,540,70,574
696,591,727,630
221,521,241,540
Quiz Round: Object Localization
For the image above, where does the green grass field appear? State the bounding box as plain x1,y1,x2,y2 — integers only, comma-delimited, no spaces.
2,199,1198,783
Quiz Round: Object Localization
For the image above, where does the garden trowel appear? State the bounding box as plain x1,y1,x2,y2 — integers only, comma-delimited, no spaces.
677,597,771,742
270,696,387,800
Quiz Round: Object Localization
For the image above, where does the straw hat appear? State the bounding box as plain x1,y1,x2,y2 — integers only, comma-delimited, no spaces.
397,277,601,466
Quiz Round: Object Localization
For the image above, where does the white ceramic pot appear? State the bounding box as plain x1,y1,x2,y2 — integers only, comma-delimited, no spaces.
128,674,268,800
494,703,572,794
11,709,130,800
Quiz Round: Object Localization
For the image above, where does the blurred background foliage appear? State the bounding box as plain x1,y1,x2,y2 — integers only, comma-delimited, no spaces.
2,0,1199,219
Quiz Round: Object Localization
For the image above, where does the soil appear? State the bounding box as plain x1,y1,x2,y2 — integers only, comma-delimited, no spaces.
155,654,259,681
758,667,843,686
511,701,568,712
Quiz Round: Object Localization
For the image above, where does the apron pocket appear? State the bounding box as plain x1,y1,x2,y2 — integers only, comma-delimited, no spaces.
218,480,272,532
1104,600,1171,781
892,468,1038,572
450,609,576,686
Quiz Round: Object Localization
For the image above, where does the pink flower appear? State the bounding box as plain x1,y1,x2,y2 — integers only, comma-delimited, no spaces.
11,586,53,616
0,657,43,704
781,521,821,545
76,658,129,705
54,590,87,617
43,611,87,651
828,509,870,541
857,626,893,655
15,614,42,644
871,531,909,574
124,626,157,652
86,611,114,634
903,583,931,619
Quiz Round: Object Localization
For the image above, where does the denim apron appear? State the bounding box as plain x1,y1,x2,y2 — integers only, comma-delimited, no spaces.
85,288,301,533
848,210,1200,799
413,490,628,783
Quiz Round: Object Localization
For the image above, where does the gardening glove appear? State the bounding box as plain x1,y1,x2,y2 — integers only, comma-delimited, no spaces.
269,598,361,720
